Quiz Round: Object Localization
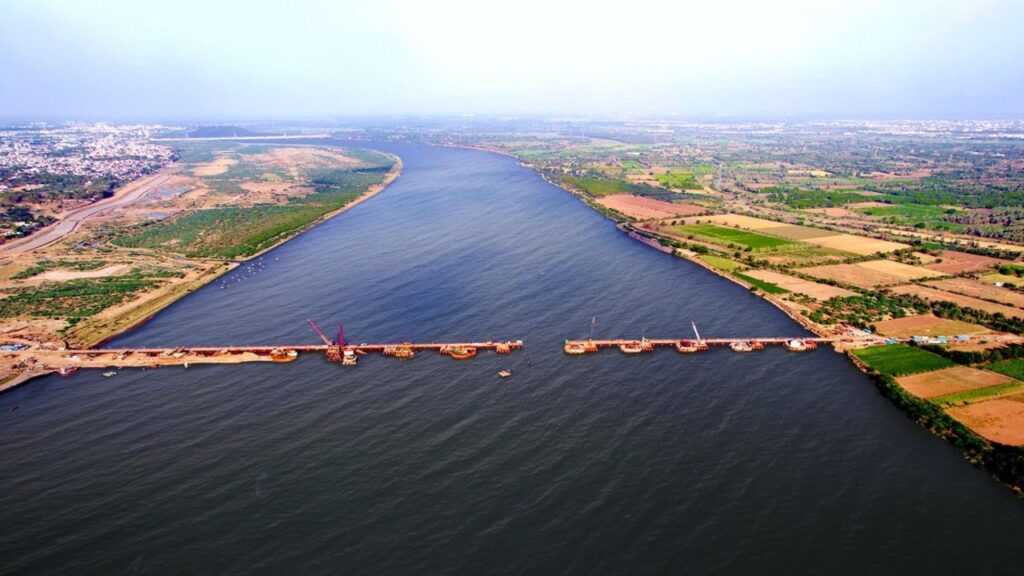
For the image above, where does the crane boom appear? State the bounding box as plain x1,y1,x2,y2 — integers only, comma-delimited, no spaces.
337,324,345,347
691,321,702,341
308,319,332,346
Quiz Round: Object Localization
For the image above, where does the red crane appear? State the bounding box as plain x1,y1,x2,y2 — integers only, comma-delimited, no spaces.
308,319,333,345
308,319,345,362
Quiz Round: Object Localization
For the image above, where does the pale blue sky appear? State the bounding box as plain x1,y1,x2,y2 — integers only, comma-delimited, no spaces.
2,0,1022,120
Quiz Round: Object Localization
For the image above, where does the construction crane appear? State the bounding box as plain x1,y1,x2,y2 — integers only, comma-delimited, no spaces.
308,319,344,362
691,321,703,342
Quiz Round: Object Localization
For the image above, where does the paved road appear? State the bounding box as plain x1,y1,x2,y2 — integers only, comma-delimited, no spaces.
0,173,173,257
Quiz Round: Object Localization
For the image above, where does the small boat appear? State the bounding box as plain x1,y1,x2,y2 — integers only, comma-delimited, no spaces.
102,371,117,377
58,367,78,377
341,349,358,366
270,348,299,362
618,339,653,354
675,339,708,353
564,341,599,355
183,363,190,369
383,344,416,358
784,339,817,352
730,340,763,352
498,370,512,378
446,345,477,360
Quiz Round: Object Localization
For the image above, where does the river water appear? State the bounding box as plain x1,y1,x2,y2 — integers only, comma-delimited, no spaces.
1,142,1023,574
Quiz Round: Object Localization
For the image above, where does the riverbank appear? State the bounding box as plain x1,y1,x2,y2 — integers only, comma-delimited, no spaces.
0,149,403,392
537,163,1024,494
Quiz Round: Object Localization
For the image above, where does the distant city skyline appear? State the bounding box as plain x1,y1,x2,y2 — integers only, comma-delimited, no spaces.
2,0,1023,120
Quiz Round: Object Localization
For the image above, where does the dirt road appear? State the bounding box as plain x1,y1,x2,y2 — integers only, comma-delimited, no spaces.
0,173,173,257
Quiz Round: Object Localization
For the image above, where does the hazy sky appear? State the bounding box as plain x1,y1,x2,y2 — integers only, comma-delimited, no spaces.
2,0,1022,120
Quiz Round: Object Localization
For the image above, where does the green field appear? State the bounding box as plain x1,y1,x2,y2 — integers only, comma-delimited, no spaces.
115,165,389,259
699,254,741,271
854,203,966,231
733,271,789,294
673,224,795,250
653,172,699,189
562,176,660,197
852,344,954,376
0,268,183,325
987,359,1024,380
929,380,1024,407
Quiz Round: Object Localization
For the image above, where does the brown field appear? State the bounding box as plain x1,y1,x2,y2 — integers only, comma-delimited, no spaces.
924,278,1024,309
798,263,902,288
802,207,858,218
596,195,706,219
797,259,938,288
947,397,1024,445
802,233,909,255
191,156,236,176
890,285,1024,319
873,314,989,338
922,250,1005,274
855,259,945,281
698,214,783,230
741,269,855,300
33,265,130,282
897,366,1013,399
757,225,836,240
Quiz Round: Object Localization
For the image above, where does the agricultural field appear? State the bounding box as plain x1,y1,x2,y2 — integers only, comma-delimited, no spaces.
733,271,788,294
740,269,855,300
756,224,836,241
889,285,1024,319
921,250,1005,274
595,195,705,219
562,176,661,197
698,254,742,272
853,203,966,231
652,172,700,189
856,259,946,281
671,224,795,250
872,314,989,338
114,147,396,259
924,278,1024,309
799,233,908,255
988,359,1024,381
946,397,1024,445
895,365,1015,399
799,262,915,289
851,344,953,376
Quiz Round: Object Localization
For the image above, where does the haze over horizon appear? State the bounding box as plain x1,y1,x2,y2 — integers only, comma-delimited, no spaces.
2,0,1023,121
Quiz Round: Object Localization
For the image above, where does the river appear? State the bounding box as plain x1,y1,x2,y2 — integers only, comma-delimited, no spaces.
1,141,1023,574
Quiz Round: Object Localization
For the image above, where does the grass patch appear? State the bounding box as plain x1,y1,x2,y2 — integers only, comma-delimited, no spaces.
700,254,741,271
734,271,789,294
673,224,795,250
988,359,1024,380
930,380,1024,407
562,176,661,197
0,271,174,325
12,260,106,280
114,166,387,259
653,172,700,189
853,344,954,376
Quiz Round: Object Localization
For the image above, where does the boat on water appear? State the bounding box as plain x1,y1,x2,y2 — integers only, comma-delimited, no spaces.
618,339,653,354
383,344,416,358
57,367,78,377
341,349,358,366
498,370,512,378
675,339,708,353
564,340,599,355
270,348,299,362
729,340,764,352
784,339,817,352
102,371,117,377
443,345,477,360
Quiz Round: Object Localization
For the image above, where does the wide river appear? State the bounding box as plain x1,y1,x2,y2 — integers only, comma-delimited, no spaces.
2,142,1023,574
